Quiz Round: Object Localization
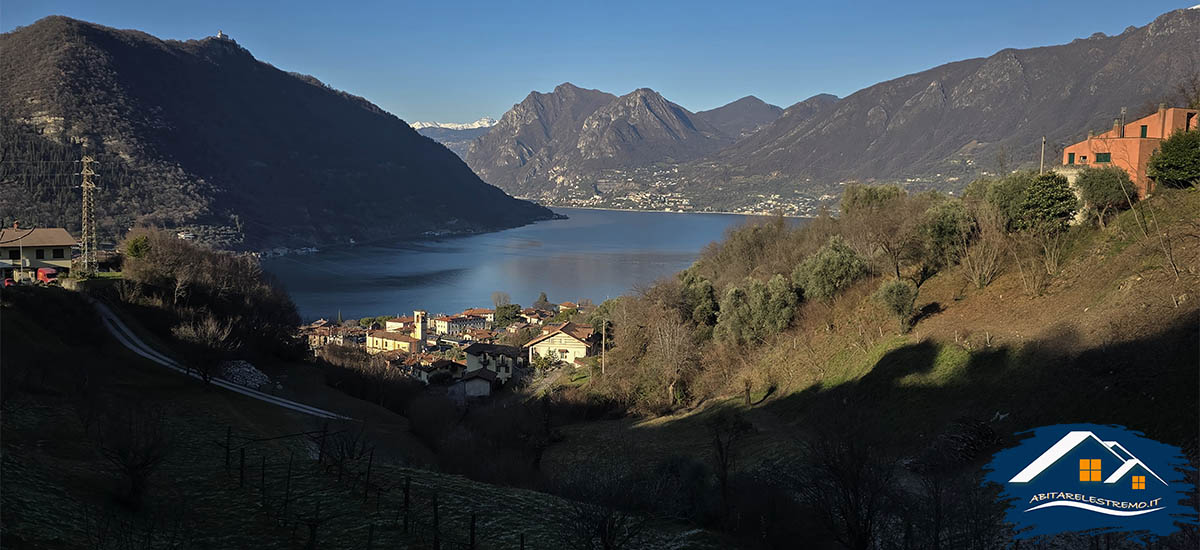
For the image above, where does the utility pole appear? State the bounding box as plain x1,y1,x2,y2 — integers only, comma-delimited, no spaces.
601,318,606,376
1039,136,1046,174
79,155,98,277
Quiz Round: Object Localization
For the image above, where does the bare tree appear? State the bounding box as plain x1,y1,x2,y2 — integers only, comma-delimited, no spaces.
95,403,173,509
554,468,660,550
491,290,511,308
645,306,696,407
321,421,373,482
171,313,239,384
791,435,897,550
706,409,753,522
958,202,1005,289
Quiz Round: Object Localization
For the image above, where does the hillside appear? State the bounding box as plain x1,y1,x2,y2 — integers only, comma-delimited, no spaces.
0,17,553,249
0,284,721,549
528,178,1200,546
694,95,785,139
681,7,1200,208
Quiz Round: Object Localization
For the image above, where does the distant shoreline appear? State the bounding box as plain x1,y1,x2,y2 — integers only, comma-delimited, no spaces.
534,204,808,218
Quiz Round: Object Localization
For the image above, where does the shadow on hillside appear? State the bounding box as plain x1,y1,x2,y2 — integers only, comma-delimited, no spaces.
754,312,1199,454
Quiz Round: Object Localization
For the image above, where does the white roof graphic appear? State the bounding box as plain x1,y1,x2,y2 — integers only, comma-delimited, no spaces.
1009,431,1166,485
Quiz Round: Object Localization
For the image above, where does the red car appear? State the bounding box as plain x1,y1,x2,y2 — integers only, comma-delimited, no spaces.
2,278,14,287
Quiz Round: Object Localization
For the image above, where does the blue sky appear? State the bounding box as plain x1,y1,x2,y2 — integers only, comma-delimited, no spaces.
1,1,1191,122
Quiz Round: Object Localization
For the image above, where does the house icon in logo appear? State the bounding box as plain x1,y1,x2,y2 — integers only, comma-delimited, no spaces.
1009,431,1167,489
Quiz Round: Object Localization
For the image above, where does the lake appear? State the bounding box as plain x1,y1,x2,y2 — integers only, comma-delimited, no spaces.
262,208,757,321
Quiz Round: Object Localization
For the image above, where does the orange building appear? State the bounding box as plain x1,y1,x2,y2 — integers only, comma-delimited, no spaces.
1062,105,1197,197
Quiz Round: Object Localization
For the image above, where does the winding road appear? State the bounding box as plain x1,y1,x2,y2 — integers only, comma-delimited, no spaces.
94,300,350,420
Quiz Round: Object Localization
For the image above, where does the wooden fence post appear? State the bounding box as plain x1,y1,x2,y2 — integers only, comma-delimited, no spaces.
284,453,294,517
317,424,327,464
520,533,525,550
363,447,374,502
403,476,410,533
260,455,267,508
432,492,440,550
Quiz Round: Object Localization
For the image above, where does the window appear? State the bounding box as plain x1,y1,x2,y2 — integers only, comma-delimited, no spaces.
1080,156,1088,164
35,249,45,259
1067,153,1075,165
52,248,64,259
1079,459,1102,482
1095,152,1111,163
7,250,17,260
1140,125,1148,138
1132,475,1146,490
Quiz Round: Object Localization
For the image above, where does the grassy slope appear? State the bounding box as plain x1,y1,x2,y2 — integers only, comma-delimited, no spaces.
543,189,1200,478
0,288,718,549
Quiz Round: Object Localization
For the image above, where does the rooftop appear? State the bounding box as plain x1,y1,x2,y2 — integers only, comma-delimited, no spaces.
0,227,76,248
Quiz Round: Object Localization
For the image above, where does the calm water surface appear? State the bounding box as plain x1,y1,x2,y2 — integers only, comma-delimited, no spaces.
263,208,756,321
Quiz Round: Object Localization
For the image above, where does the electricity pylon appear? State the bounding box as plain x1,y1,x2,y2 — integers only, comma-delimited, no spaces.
80,155,98,277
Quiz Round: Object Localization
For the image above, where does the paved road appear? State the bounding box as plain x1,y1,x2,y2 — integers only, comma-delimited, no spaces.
94,300,350,420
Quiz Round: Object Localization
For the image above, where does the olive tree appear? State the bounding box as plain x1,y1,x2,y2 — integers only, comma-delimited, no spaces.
791,235,869,302
875,279,917,333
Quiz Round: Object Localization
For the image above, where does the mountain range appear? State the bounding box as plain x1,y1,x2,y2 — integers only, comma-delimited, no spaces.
465,7,1200,214
465,85,785,200
0,17,552,249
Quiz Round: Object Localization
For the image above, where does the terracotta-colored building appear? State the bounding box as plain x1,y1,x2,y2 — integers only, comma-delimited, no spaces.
1062,105,1198,197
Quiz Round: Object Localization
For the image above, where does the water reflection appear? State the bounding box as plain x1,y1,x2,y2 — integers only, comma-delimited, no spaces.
263,208,753,320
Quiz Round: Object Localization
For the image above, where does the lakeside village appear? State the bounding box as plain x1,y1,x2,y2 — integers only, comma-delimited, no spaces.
299,300,601,401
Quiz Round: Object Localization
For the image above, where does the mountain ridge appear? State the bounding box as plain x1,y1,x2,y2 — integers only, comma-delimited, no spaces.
464,8,1200,214
0,16,553,249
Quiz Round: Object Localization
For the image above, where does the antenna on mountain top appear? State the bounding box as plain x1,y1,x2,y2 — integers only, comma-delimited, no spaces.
79,155,99,277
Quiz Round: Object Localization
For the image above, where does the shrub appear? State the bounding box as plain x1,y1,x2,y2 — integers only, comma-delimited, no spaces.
791,236,869,302
1147,129,1200,189
1016,172,1077,235
983,171,1037,230
875,279,916,333
1075,166,1138,227
124,234,150,259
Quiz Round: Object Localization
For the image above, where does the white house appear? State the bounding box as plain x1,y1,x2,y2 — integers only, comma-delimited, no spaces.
524,322,595,365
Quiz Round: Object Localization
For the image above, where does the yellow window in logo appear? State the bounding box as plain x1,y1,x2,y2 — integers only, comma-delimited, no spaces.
1132,476,1146,490
1079,459,1102,482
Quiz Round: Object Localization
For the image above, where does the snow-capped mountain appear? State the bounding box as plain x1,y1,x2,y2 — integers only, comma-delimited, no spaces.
409,117,498,130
